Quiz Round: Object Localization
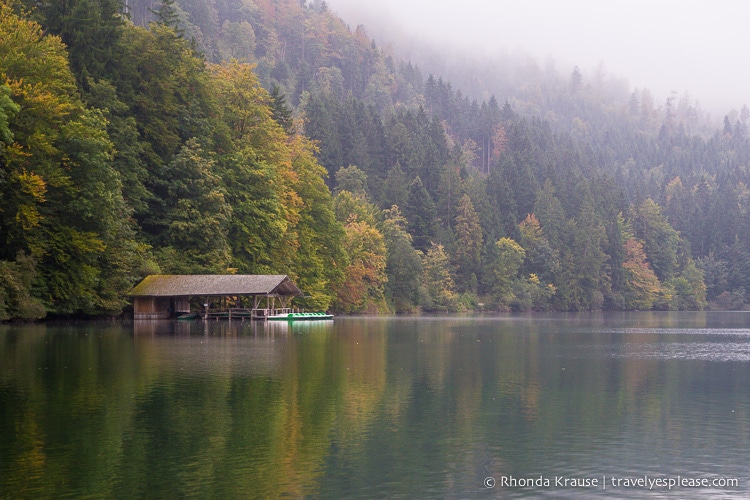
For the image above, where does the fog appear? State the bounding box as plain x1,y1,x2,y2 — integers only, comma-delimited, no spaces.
326,0,750,116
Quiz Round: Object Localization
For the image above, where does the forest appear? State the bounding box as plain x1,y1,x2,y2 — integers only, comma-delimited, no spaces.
1,0,749,320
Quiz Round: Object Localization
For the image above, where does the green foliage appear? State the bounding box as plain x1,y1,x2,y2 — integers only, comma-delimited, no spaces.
631,198,680,281
335,165,368,197
0,83,18,145
0,0,732,318
285,136,347,311
154,138,232,273
0,3,139,316
269,84,294,134
114,23,216,171
21,0,126,86
666,259,707,311
511,273,556,312
518,213,559,286
219,149,285,273
83,78,150,213
489,237,525,309
696,251,728,301
566,187,609,310
453,194,483,292
420,243,458,312
334,190,378,226
154,0,182,34
332,181,389,313
0,253,45,320
333,217,388,314
381,206,422,312
403,176,437,253
382,162,409,209
622,238,661,310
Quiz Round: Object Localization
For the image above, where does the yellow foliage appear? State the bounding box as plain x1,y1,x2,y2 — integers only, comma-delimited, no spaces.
14,170,46,201
15,204,41,230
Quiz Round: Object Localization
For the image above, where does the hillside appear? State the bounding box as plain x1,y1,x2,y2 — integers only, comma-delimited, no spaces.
1,0,749,319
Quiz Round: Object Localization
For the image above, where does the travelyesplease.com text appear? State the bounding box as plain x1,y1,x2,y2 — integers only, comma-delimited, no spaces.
484,475,739,490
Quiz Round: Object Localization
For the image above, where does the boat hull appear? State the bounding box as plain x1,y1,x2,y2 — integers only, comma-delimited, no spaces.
267,312,333,321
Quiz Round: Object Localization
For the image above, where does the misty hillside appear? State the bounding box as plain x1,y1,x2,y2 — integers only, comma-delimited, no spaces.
1,0,749,320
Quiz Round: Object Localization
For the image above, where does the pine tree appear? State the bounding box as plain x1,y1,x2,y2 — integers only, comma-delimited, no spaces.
23,0,126,86
153,0,182,35
154,138,232,273
453,194,483,292
403,176,437,253
631,198,680,281
381,206,422,312
270,84,295,134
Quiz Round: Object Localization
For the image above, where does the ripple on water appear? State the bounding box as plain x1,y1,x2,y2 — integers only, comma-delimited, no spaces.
563,328,750,362
602,342,750,362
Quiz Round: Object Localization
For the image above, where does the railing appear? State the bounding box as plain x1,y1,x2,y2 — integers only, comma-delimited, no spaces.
250,307,292,319
202,307,295,320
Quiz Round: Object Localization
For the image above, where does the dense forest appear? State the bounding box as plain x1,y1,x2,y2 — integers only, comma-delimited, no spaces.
1,0,749,320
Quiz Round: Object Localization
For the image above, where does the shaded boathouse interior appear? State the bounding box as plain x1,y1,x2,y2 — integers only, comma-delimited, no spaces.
130,274,303,320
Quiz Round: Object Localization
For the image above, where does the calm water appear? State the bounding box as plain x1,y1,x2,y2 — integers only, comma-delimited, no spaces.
1,312,750,498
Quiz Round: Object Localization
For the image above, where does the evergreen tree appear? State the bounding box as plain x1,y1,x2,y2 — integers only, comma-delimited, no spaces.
382,162,409,210
453,194,483,292
486,167,518,238
303,91,341,182
84,79,150,214
381,206,422,312
631,198,680,281
153,0,182,35
270,84,295,134
403,176,437,253
533,180,567,252
22,0,126,86
154,138,232,273
518,213,559,286
568,187,609,310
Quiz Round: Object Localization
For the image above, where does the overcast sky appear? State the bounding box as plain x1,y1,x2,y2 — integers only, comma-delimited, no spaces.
325,0,749,115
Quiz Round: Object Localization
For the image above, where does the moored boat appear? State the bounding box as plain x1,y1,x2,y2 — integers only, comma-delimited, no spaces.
267,312,334,321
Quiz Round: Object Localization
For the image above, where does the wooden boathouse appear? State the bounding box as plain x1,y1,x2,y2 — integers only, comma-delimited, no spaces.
130,274,303,320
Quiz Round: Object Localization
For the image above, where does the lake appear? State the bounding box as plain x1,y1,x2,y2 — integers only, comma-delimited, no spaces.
1,312,749,498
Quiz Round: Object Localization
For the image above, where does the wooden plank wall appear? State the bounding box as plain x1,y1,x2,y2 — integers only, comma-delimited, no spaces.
134,297,171,319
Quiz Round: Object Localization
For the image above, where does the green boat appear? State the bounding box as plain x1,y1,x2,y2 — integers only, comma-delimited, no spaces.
177,312,199,321
267,312,334,321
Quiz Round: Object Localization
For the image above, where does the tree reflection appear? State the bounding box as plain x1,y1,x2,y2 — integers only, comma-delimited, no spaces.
2,314,750,497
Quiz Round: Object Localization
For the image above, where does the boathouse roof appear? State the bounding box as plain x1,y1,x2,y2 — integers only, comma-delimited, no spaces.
130,275,303,297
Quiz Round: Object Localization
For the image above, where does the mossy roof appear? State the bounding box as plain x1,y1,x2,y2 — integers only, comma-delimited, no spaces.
130,275,302,297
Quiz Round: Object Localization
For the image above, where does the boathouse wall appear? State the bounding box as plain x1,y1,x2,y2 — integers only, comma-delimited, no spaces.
133,296,170,320
133,296,191,320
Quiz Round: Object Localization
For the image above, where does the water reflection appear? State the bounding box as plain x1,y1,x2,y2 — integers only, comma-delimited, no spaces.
1,313,749,498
